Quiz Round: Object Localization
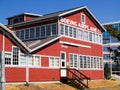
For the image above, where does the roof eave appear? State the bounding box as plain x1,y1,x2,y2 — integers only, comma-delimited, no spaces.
30,36,60,53
0,23,31,52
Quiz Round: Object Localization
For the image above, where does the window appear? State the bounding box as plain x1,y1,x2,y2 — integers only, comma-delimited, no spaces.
60,24,64,35
12,47,19,65
88,57,90,68
73,28,76,38
30,28,35,39
98,35,101,43
15,30,20,38
84,56,87,68
69,54,78,68
52,24,57,35
20,55,26,66
34,56,40,66
54,58,59,67
9,19,14,25
91,57,93,68
92,33,95,42
41,26,46,37
69,27,73,37
5,53,11,65
80,56,84,68
36,27,40,38
25,29,29,39
49,57,59,67
89,32,92,41
20,30,25,40
65,25,68,36
46,25,51,36
70,54,73,67
78,29,83,40
28,55,33,66
84,31,88,41
81,14,85,24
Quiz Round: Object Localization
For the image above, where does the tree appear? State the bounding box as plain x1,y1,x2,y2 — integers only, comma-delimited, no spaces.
104,25,120,75
104,63,111,79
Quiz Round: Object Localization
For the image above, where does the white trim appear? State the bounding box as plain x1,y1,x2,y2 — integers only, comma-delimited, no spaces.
103,21,120,26
60,51,66,68
2,32,5,51
59,41,91,48
81,13,86,24
59,7,86,17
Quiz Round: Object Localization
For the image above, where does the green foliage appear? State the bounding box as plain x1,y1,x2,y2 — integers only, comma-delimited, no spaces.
104,63,111,79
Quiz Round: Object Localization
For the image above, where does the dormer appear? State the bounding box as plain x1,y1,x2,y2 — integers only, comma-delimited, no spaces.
7,12,41,25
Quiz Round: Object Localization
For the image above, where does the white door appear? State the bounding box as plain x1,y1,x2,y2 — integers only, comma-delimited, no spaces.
60,51,67,77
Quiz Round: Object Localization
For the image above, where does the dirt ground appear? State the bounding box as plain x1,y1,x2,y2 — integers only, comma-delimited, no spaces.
6,80,120,90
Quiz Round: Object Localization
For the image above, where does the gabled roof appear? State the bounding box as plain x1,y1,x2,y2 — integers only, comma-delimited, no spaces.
7,12,41,19
7,6,105,32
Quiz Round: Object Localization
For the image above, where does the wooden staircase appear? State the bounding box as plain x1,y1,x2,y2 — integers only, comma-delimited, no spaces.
60,68,90,90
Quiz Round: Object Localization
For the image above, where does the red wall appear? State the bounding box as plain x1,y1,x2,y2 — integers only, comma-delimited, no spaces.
29,68,60,81
60,37,102,57
5,67,26,82
0,31,3,51
80,70,104,80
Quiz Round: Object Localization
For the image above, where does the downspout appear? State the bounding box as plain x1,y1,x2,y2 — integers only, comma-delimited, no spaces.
1,32,5,90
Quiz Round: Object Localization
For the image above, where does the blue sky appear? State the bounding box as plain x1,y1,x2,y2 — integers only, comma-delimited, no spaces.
0,0,120,24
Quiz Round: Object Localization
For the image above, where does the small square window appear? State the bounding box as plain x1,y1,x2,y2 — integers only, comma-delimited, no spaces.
81,14,85,24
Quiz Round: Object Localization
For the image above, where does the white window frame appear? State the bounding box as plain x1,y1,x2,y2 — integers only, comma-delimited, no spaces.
12,46,20,66
81,13,86,24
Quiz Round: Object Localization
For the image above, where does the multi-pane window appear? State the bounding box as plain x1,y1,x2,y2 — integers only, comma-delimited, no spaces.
84,56,87,68
46,25,51,36
78,29,82,40
69,54,78,68
79,55,102,69
15,30,20,38
92,33,95,42
12,47,19,65
65,25,68,36
20,30,24,40
5,53,11,65
60,24,64,35
30,28,35,39
81,14,85,24
20,55,26,66
36,27,40,38
25,29,29,39
34,56,40,66
69,27,73,37
73,28,76,38
41,26,46,37
89,32,92,41
28,55,33,66
84,31,88,41
70,54,73,67
52,24,57,35
49,57,60,67
80,56,84,68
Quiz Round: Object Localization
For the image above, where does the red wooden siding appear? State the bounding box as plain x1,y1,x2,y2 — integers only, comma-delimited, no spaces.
5,67,26,82
29,68,60,81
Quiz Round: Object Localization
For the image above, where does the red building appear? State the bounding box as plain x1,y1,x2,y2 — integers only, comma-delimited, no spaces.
0,6,105,84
